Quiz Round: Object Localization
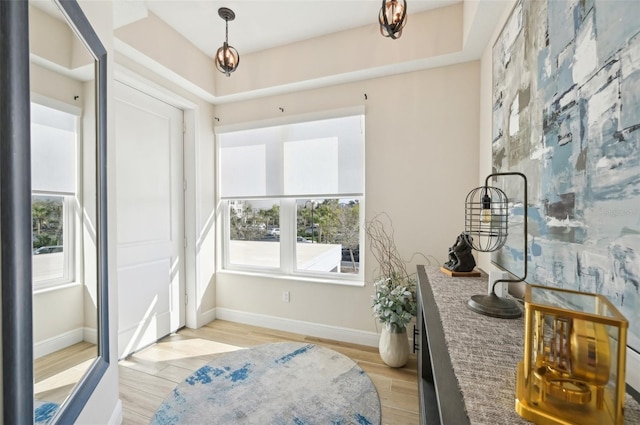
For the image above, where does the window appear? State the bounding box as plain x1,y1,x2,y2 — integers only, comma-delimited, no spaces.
218,112,364,283
295,198,360,274
228,200,281,269
31,102,78,288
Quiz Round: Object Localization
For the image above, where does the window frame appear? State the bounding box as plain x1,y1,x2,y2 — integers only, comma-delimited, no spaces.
32,192,76,289
223,199,282,273
217,108,365,285
221,197,364,284
30,97,81,291
291,197,363,281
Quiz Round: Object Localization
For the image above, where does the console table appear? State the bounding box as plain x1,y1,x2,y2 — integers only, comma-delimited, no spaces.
416,265,640,425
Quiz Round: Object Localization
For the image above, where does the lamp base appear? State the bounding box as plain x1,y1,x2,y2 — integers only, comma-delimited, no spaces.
467,293,522,319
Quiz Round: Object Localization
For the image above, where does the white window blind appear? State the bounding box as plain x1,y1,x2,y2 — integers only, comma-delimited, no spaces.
30,103,77,195
219,114,364,198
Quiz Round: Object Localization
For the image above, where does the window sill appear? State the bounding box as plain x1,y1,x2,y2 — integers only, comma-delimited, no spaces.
33,280,83,295
217,268,365,288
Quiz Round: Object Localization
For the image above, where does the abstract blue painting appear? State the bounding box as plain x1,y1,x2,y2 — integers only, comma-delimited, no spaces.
492,0,640,353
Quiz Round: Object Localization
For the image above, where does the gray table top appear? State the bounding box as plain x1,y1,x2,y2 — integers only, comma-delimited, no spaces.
420,265,640,425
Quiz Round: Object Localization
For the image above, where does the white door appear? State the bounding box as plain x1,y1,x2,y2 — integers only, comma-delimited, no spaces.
115,81,185,358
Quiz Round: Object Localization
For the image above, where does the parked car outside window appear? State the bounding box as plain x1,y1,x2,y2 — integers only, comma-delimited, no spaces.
268,227,280,236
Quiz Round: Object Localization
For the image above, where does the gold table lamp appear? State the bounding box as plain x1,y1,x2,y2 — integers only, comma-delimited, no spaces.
516,284,628,425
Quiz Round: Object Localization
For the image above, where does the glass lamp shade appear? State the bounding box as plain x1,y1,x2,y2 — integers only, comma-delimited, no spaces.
379,0,407,39
216,42,240,76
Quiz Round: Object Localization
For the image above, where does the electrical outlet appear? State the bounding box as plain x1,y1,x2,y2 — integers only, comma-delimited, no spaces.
282,291,290,303
489,271,509,297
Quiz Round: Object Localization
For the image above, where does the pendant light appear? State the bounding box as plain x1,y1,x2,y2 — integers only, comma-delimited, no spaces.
379,0,407,39
215,7,240,77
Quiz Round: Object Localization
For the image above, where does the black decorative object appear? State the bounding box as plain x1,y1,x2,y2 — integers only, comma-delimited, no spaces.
443,233,476,273
379,0,407,39
464,172,528,319
215,7,240,77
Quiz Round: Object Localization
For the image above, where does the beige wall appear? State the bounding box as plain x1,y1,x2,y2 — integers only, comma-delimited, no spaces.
30,63,84,107
215,4,464,99
115,11,217,98
214,61,480,333
114,4,468,103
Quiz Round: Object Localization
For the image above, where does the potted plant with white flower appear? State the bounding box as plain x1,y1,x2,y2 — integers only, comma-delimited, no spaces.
367,213,420,368
372,271,417,334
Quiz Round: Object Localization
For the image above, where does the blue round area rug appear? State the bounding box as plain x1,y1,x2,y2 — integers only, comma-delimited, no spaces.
35,400,59,425
151,342,381,425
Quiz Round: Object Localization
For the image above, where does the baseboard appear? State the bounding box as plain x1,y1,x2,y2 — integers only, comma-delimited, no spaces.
84,327,98,345
198,307,216,328
214,308,380,347
628,347,640,392
34,328,84,359
107,399,122,425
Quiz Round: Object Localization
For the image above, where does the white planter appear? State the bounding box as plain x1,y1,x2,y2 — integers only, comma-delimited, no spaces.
379,325,410,368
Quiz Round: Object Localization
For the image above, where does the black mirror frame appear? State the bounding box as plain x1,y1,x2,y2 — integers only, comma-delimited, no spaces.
0,0,109,423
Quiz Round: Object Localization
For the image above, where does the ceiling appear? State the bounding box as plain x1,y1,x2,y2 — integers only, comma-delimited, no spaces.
117,1,460,58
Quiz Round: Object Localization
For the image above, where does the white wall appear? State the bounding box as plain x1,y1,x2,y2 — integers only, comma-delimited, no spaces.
74,1,121,423
214,61,480,337
81,78,99,339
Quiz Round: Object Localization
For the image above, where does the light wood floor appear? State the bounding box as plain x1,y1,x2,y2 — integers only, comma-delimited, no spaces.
34,341,97,405
119,320,419,425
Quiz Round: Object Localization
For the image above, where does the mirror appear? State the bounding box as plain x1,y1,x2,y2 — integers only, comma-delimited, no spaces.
28,1,108,423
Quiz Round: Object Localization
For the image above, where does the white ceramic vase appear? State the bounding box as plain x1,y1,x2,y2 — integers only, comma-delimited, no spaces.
379,324,410,368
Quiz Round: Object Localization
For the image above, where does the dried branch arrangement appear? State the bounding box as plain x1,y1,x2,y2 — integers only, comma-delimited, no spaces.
365,212,412,282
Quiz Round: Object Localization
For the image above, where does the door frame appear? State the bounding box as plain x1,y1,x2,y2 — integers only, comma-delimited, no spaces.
114,65,198,332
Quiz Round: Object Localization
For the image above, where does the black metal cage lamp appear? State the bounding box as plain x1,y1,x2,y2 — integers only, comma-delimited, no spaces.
463,172,528,319
464,185,509,252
